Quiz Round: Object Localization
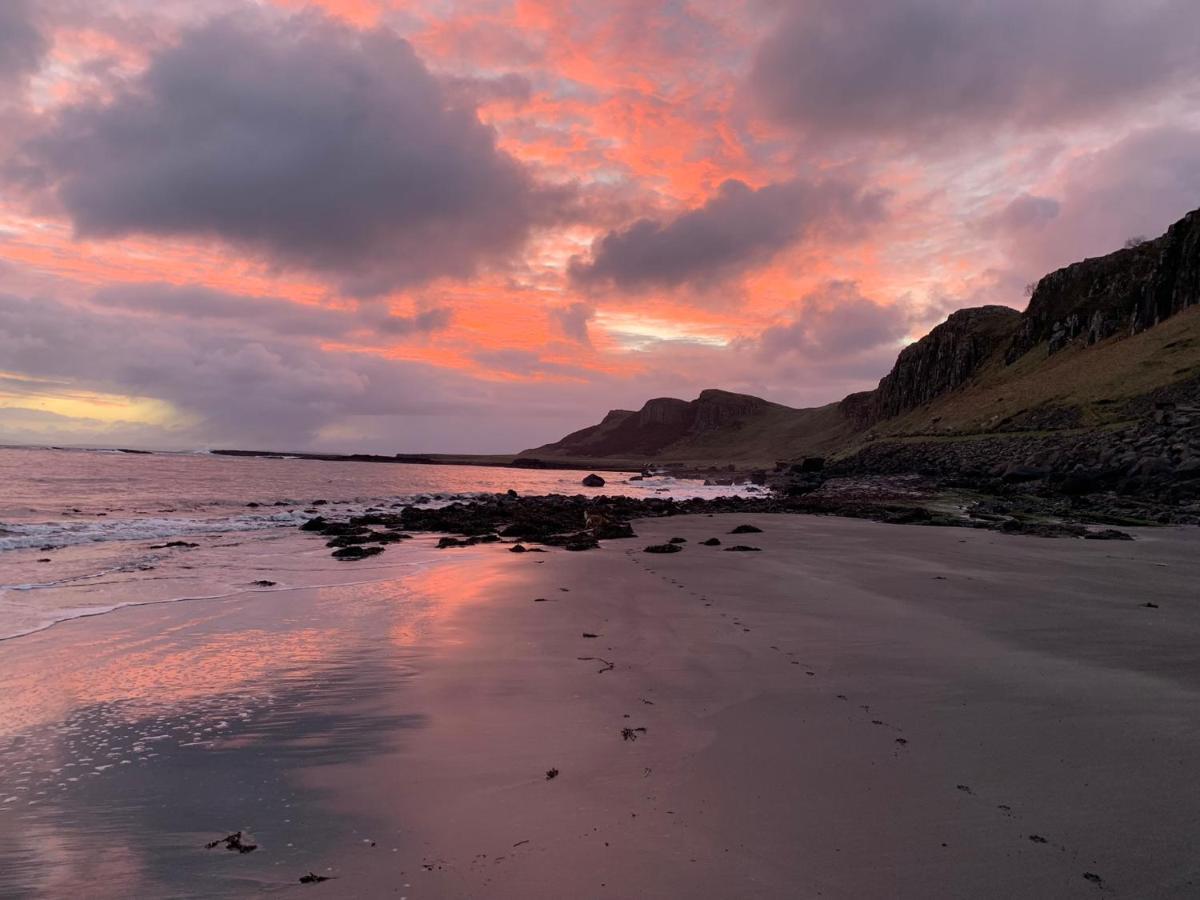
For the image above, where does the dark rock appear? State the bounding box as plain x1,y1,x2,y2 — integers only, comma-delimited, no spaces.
724,545,762,552
701,538,721,546
1083,528,1133,541
729,524,762,534
148,540,199,549
206,831,257,853
299,873,330,884
582,474,606,487
668,536,687,544
300,516,329,531
593,521,636,540
1001,464,1048,483
509,544,528,553
332,545,384,560
250,580,277,587
644,544,683,554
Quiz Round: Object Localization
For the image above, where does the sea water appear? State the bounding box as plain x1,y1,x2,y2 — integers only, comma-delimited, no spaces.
0,446,760,639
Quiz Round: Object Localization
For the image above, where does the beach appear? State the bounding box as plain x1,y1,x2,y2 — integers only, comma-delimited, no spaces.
1,512,1198,898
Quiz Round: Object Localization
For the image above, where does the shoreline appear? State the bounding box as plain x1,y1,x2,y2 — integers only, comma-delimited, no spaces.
1,513,1198,896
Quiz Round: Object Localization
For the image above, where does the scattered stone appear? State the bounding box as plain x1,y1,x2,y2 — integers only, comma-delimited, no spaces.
545,768,559,780
1143,601,1160,608
582,474,606,487
723,545,762,552
250,580,277,587
644,544,683,554
1082,873,1103,886
149,540,199,549
729,524,763,534
205,831,257,854
621,726,648,741
1028,834,1048,844
299,872,330,884
581,632,599,638
700,538,721,546
668,536,687,544
509,544,528,553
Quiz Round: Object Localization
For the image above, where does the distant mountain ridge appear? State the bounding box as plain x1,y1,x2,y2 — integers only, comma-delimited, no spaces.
522,206,1200,467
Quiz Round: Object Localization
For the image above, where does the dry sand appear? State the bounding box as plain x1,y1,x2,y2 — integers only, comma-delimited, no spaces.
1,513,1198,898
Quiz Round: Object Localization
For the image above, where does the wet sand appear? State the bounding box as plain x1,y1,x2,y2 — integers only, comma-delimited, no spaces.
1,514,1198,898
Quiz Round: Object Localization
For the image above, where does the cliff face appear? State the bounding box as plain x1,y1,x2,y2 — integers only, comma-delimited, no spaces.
1007,208,1200,360
845,306,1021,427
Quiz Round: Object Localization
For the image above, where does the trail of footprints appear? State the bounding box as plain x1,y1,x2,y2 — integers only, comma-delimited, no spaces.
621,540,1108,891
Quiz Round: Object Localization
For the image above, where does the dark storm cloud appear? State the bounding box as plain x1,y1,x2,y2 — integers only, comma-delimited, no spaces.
569,177,887,291
750,0,1200,140
0,0,48,90
11,11,568,294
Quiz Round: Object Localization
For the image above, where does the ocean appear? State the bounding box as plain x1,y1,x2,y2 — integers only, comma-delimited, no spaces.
0,446,760,641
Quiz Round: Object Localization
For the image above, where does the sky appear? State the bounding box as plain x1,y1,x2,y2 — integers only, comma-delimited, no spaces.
0,0,1198,453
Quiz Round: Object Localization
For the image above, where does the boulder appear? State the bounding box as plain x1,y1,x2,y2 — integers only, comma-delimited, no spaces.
582,473,606,487
332,545,384,560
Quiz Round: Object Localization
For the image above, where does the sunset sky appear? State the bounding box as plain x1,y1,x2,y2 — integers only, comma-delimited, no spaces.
1,0,1199,452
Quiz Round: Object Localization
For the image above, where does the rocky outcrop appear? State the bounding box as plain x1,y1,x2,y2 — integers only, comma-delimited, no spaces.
523,389,785,458
1007,208,1200,361
844,306,1021,427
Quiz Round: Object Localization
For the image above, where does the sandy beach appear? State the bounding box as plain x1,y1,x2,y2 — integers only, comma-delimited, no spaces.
2,513,1198,898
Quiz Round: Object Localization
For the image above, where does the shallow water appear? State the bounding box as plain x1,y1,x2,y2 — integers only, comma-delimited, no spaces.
0,446,761,639
0,559,448,898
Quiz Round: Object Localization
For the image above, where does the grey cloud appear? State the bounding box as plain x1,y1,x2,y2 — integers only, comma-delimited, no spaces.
90,283,352,337
89,282,452,339
984,194,1061,235
372,307,454,335
569,177,887,291
0,0,48,90
994,127,1200,280
0,290,472,448
11,11,567,295
550,302,594,344
443,72,533,106
755,282,910,360
750,0,1200,141
473,348,588,379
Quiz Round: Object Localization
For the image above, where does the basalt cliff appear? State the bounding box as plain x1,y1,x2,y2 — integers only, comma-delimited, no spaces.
522,206,1200,520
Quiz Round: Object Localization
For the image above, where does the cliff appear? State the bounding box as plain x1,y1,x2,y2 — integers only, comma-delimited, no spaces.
522,204,1200,467
1007,208,1200,360
845,306,1021,427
